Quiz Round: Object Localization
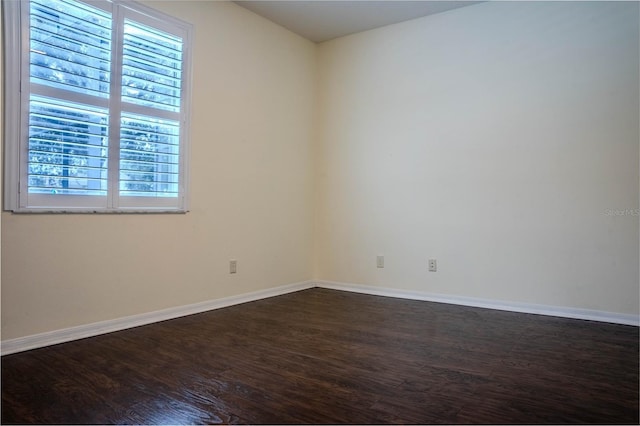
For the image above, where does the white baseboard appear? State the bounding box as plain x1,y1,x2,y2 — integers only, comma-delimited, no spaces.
315,280,640,326
3,279,636,356
1,280,314,356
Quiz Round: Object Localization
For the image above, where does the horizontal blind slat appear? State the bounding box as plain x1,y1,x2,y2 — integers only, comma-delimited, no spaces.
122,70,182,92
31,37,111,65
28,186,108,196
120,156,178,167
123,55,183,78
30,17,111,49
120,173,179,183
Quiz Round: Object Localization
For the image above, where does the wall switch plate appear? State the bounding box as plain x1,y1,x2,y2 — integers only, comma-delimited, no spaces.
377,255,384,268
428,259,437,272
230,260,237,274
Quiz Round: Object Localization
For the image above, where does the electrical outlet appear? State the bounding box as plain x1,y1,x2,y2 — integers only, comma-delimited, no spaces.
428,259,437,272
230,260,237,274
377,255,384,268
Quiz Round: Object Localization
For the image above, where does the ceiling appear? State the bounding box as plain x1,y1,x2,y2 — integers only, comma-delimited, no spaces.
234,1,482,43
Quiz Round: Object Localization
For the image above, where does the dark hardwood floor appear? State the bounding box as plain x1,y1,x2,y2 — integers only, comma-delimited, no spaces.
2,288,638,424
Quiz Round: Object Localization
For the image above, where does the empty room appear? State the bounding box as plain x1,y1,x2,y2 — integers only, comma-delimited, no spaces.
1,0,638,424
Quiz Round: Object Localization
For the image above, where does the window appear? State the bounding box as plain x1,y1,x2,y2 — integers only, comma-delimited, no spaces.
3,0,192,212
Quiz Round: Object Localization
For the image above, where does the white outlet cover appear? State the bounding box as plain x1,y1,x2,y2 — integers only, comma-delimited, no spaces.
428,259,437,271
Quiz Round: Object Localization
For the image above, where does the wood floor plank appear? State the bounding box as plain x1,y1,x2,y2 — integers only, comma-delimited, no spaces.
2,288,638,424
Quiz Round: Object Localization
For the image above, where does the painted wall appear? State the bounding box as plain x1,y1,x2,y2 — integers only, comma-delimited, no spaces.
316,1,639,314
1,1,317,339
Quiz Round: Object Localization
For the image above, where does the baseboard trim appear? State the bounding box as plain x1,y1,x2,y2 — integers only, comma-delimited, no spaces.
315,280,640,326
1,280,315,356
3,279,636,355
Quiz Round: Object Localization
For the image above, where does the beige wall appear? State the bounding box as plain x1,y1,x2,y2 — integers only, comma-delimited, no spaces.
316,1,640,314
1,1,317,339
2,0,639,342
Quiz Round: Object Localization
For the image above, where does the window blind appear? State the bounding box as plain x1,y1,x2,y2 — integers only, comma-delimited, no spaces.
4,0,192,212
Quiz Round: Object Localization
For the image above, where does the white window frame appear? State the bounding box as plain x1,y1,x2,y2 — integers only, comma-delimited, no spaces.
3,0,193,213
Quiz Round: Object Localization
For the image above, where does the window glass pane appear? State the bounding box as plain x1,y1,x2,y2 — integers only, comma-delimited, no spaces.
122,20,183,112
28,95,109,195
30,0,112,98
120,113,180,197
